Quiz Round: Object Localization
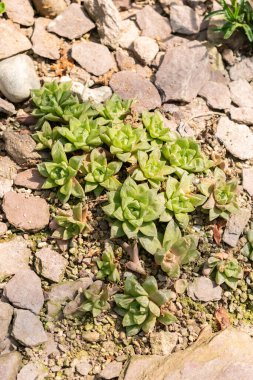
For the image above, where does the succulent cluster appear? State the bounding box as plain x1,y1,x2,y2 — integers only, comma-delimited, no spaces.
96,243,120,282
0,2,5,14
78,281,110,318
207,255,243,290
53,203,88,240
241,222,253,260
114,276,176,336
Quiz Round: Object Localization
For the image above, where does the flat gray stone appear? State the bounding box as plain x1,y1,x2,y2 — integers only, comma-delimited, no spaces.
188,277,222,301
3,192,50,232
155,41,210,103
216,116,253,160
199,81,231,110
14,168,44,190
136,5,171,42
223,208,251,247
35,247,67,283
170,5,201,35
230,106,253,125
0,20,31,60
100,361,123,379
0,54,40,103
150,331,178,355
230,57,253,81
0,352,22,380
47,4,95,40
4,269,44,314
32,18,61,60
243,167,253,196
0,98,16,116
12,309,47,347
4,0,34,26
72,41,116,76
110,70,161,112
0,302,13,343
229,79,253,107
0,237,31,281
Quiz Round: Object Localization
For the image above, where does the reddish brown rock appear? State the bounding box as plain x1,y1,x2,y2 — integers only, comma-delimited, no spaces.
3,192,50,232
32,18,61,60
14,168,45,190
110,71,161,112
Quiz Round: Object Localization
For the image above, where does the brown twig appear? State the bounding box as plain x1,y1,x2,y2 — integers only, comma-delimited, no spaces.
122,241,146,275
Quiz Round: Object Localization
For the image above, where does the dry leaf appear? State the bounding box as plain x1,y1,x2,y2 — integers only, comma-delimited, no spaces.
215,307,230,330
213,219,227,245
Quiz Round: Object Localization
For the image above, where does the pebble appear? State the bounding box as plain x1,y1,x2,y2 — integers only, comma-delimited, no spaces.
32,0,66,17
170,5,201,35
119,19,140,49
82,331,100,343
187,277,222,301
14,168,44,190
0,98,16,116
230,106,253,125
136,5,171,42
0,20,32,60
82,86,112,103
75,359,92,376
0,301,13,343
223,208,251,247
0,178,13,198
17,362,48,380
150,331,178,355
229,79,253,107
32,17,61,60
100,361,123,379
0,352,22,380
0,156,17,180
4,0,34,26
35,247,68,283
133,36,159,65
0,222,7,236
243,167,253,196
229,57,253,81
199,81,231,110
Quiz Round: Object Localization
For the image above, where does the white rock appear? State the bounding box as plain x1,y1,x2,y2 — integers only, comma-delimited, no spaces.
0,178,13,198
150,331,178,355
230,57,253,81
119,19,140,49
230,106,253,125
82,86,112,103
133,36,159,65
170,5,201,35
0,55,40,103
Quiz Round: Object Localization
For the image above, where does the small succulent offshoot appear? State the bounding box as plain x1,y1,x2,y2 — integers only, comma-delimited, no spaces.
78,281,110,317
199,167,238,221
81,148,122,195
207,254,243,290
114,275,176,336
32,121,59,150
241,222,253,260
0,2,6,14
38,141,84,203
154,220,199,278
96,94,134,123
96,243,120,282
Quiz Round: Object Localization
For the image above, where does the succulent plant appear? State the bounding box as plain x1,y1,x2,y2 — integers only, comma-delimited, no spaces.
0,2,6,14
100,123,150,163
102,177,164,250
96,243,120,282
78,281,110,317
160,173,206,228
241,222,253,260
54,117,102,153
81,148,122,195
38,141,84,203
162,138,213,176
153,220,199,278
207,255,243,290
131,148,174,189
53,203,88,240
114,275,177,336
96,94,133,123
32,121,59,150
142,110,178,145
199,168,238,221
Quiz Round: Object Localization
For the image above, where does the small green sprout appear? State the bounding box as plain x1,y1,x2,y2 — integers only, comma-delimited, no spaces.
53,203,88,240
96,243,120,282
207,254,243,290
114,275,176,336
78,281,110,317
0,2,6,14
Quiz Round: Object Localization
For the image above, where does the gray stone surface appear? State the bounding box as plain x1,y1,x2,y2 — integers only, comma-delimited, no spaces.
170,5,201,35
0,55,40,103
3,192,50,232
110,70,161,112
136,5,171,42
155,41,210,103
4,269,44,314
150,331,178,355
187,277,222,301
243,167,253,196
4,0,34,26
0,237,31,281
0,352,22,380
35,247,67,283
229,79,253,107
72,41,116,76
133,36,159,65
199,81,231,110
32,18,61,60
47,4,95,40
12,309,48,347
216,116,253,160
223,208,251,247
0,20,32,60
14,168,44,190
0,302,13,343
230,57,253,81
230,106,253,125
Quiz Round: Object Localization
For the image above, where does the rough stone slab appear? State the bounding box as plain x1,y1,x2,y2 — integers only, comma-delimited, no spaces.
0,98,16,116
72,41,116,76
35,247,67,283
229,79,253,107
12,309,47,347
3,131,42,166
136,5,171,42
47,4,95,40
0,302,13,343
170,5,201,35
230,106,253,125
230,57,253,81
216,116,253,160
155,41,210,103
120,328,253,380
0,55,40,103
243,167,253,196
3,192,50,232
100,361,123,379
187,277,222,301
0,352,22,380
4,269,44,314
17,362,48,380
0,156,17,180
0,178,13,198
199,81,231,110
133,36,159,65
0,20,32,60
110,70,161,112
32,18,61,60
4,0,34,26
14,168,44,190
223,208,251,247
0,236,31,281
150,331,178,355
